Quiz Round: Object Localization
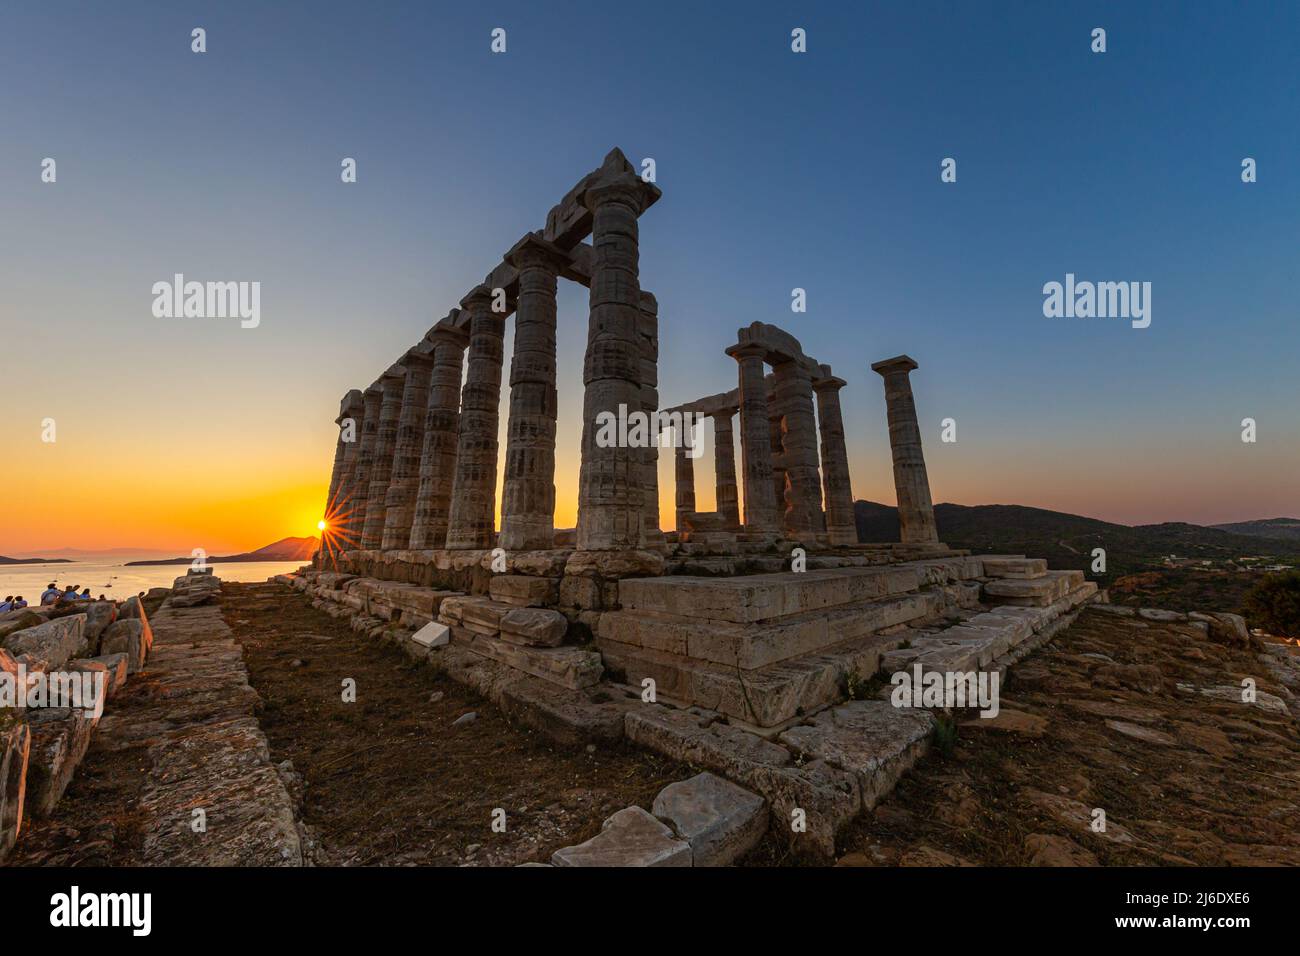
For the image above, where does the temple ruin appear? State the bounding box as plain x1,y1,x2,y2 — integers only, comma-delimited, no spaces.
302,148,1100,857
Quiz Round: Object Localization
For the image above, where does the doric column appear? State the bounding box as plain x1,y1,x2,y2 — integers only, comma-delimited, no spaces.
360,364,406,549
409,322,468,549
500,235,565,551
872,355,938,544
380,345,434,551
575,174,657,551
322,389,363,559
445,286,506,549
769,405,787,528
725,342,780,533
711,411,740,529
674,430,696,531
772,360,823,537
637,291,665,549
814,371,856,546
345,384,383,549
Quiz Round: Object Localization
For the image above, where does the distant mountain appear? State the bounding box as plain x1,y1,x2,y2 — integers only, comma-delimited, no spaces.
0,555,73,565
125,536,319,566
1210,518,1300,542
854,501,1300,576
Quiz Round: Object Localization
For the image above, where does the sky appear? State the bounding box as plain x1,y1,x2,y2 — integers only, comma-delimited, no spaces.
1,1,1296,555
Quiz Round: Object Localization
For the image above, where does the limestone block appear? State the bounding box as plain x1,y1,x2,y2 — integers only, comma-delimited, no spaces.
78,654,130,698
25,707,97,817
498,608,568,647
453,629,601,689
489,575,560,607
0,718,31,863
2,615,87,671
0,611,44,642
651,772,767,867
551,806,691,867
100,619,147,673
82,602,116,645
410,621,450,650
979,557,1048,579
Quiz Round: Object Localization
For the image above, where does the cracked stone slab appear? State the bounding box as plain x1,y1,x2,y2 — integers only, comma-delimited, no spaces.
652,771,768,866
551,806,691,867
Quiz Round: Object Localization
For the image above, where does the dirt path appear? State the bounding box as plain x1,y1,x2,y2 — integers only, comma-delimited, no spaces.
224,581,687,866
835,608,1300,866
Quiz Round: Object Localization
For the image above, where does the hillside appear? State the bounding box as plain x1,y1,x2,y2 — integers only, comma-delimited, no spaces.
855,501,1300,575
0,556,73,565
125,536,318,566
1210,517,1300,542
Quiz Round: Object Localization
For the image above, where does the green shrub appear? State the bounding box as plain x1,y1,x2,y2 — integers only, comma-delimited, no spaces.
1244,571,1300,637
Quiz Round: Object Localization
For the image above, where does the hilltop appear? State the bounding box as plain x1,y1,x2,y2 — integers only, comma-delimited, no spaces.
1210,517,1300,542
125,536,319,566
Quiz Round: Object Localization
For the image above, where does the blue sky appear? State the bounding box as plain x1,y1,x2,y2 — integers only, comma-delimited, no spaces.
1,1,1296,550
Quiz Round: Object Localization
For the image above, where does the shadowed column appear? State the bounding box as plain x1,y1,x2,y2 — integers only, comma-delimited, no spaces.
711,410,740,529
575,174,657,550
814,370,856,546
500,235,565,551
380,344,434,551
872,355,939,544
674,430,696,532
322,389,363,561
638,291,665,549
409,322,468,549
360,364,406,549
344,384,383,550
772,360,823,537
446,286,506,549
726,342,780,534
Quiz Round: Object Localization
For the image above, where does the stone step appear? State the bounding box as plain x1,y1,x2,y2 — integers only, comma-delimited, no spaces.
978,556,1048,579
617,566,924,624
598,630,906,728
983,569,1084,607
449,626,601,689
651,772,768,866
597,591,941,671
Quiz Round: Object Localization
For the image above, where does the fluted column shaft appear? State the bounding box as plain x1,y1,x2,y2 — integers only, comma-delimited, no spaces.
772,360,823,537
638,292,664,548
380,352,434,550
345,386,383,549
814,376,856,546
872,356,938,544
711,412,740,529
321,390,363,562
446,289,505,549
674,433,695,531
409,329,467,549
576,177,651,550
360,366,406,549
728,344,780,533
500,239,563,551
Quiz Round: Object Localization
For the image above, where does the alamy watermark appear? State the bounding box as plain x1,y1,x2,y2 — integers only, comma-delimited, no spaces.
595,405,705,458
890,664,1000,718
1042,273,1150,329
152,274,261,328
0,664,105,717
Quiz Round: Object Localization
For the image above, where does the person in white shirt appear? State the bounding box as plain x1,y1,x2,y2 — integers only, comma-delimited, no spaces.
40,584,60,605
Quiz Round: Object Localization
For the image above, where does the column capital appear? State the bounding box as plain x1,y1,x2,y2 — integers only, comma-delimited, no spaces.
725,342,768,363
336,389,364,424
378,362,406,386
813,374,847,393
459,284,495,312
579,172,660,214
504,231,569,272
402,341,438,369
871,354,919,377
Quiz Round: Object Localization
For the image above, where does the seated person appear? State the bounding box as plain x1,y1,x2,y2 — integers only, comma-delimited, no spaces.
0,596,13,613
40,583,60,605
13,596,27,609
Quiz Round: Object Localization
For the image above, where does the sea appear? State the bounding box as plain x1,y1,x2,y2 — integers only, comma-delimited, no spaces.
0,560,307,603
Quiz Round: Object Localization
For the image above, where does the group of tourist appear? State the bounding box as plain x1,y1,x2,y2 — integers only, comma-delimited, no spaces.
0,595,29,612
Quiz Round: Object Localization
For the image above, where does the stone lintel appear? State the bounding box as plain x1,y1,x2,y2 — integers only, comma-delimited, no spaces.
733,321,822,378
543,147,659,251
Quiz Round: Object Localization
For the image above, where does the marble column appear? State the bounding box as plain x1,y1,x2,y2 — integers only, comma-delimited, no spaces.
711,411,740,529
871,355,939,544
814,371,856,546
575,175,655,550
345,384,383,549
360,364,406,550
380,345,434,551
769,408,787,529
500,236,564,551
445,286,506,549
725,342,780,533
772,360,823,537
409,323,468,549
674,430,696,532
322,389,363,559
637,291,665,549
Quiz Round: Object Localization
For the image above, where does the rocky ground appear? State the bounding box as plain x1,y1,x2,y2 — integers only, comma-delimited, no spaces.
218,582,688,866
829,606,1300,866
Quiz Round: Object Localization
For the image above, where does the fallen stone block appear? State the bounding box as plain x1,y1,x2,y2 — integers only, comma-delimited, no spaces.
1,614,87,671
652,771,767,867
100,618,148,673
77,654,130,698
551,806,691,867
0,718,31,863
498,608,568,647
0,611,45,642
25,707,97,817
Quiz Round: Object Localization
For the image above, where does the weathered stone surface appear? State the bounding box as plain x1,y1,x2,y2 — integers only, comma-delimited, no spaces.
1025,833,1099,867
452,628,602,689
489,574,559,608
410,621,450,649
446,288,505,549
778,701,934,810
25,707,97,817
0,718,31,862
551,806,691,867
872,356,938,544
498,608,568,647
0,610,44,642
82,602,117,645
100,618,148,673
2,615,87,671
980,557,1047,579
1105,720,1175,745
651,771,767,866
78,653,129,698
